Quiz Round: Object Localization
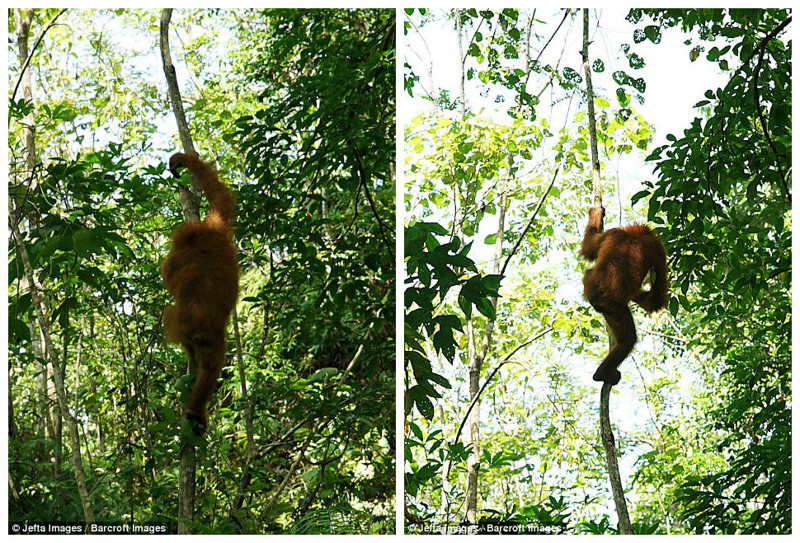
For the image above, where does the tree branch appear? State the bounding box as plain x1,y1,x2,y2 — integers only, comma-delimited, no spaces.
12,9,68,103
581,9,603,208
582,9,632,534
751,19,790,199
159,9,198,534
599,382,634,534
453,327,553,445
160,9,195,155
160,9,201,222
352,144,394,260
500,166,559,278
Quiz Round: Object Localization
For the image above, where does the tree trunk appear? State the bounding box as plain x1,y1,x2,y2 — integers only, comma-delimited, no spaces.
160,8,201,218
438,404,451,529
463,172,509,528
454,181,480,527
581,9,603,209
582,9,633,534
10,213,96,527
230,306,256,518
11,8,95,526
160,9,199,532
464,326,480,526
456,10,466,120
160,10,196,156
600,383,634,534
453,13,481,527
454,15,513,526
14,7,53,463
14,8,36,173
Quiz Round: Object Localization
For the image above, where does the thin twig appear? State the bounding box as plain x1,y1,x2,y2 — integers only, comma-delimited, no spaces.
528,9,571,78
500,166,559,278
12,9,68,103
352,144,394,260
453,328,553,444
752,21,790,199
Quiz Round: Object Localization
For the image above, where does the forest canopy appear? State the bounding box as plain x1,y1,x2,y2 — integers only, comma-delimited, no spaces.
403,8,790,535
8,8,395,534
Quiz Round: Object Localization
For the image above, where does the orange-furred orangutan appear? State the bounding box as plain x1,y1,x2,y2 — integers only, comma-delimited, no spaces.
581,206,668,385
161,152,239,434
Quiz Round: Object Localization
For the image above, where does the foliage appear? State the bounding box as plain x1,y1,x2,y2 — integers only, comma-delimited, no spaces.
230,9,396,532
8,8,394,534
629,8,791,534
404,6,789,536
404,10,607,531
405,222,466,418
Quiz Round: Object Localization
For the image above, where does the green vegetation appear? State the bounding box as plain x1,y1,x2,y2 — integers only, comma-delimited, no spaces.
404,8,790,535
9,8,395,534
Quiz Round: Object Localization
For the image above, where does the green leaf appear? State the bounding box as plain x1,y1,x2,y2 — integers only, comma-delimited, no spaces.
474,297,496,320
458,291,472,319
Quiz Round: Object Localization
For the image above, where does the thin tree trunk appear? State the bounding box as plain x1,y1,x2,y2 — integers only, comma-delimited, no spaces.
582,9,633,534
10,221,96,525
456,184,480,528
454,13,513,527
74,318,84,411
456,10,466,120
160,9,198,533
600,382,634,534
465,173,509,528
14,7,53,460
160,8,201,219
478,175,508,364
438,403,451,529
14,8,36,174
581,9,603,209
464,337,480,528
12,8,95,526
231,305,256,517
160,9,196,157
453,12,481,528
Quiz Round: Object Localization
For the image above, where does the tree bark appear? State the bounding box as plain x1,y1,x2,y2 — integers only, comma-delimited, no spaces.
11,8,96,527
458,185,480,529
10,217,96,526
160,8,201,221
13,8,53,455
582,9,633,534
456,10,466,120
160,9,196,156
454,12,481,528
230,306,256,518
581,9,603,208
600,383,634,534
159,8,198,533
463,171,509,529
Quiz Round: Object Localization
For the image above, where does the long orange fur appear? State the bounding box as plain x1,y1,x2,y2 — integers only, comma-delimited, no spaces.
161,152,239,433
581,206,668,385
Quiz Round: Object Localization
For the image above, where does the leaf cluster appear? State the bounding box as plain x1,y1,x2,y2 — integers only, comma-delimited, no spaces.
629,8,791,534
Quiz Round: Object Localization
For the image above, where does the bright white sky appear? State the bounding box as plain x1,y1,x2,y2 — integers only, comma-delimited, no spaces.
402,8,731,212
403,8,729,144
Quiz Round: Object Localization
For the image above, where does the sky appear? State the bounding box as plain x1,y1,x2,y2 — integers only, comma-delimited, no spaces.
402,8,731,203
